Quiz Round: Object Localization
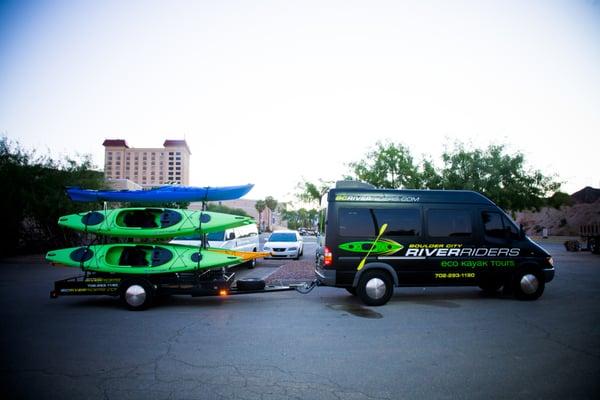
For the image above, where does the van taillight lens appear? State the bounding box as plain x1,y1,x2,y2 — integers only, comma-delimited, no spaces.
324,246,332,267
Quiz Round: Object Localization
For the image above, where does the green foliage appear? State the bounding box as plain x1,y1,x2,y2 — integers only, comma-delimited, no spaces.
0,137,105,255
347,140,562,211
280,207,318,230
206,203,251,218
296,179,332,207
349,141,421,189
264,196,278,212
439,143,560,211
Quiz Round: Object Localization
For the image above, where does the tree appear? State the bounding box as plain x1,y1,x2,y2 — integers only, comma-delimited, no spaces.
349,141,421,189
0,137,105,255
347,140,563,211
264,196,278,231
254,200,266,230
296,179,332,207
439,143,561,211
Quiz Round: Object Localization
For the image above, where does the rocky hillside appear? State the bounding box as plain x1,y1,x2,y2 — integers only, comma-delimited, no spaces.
516,187,600,236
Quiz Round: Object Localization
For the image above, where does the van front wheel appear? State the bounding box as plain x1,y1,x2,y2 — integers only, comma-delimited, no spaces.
513,269,545,301
357,270,393,306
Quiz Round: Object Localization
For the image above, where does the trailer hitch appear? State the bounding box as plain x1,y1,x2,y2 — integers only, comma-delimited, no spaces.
290,279,320,294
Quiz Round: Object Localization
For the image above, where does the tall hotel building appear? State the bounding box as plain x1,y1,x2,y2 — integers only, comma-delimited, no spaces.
103,139,191,187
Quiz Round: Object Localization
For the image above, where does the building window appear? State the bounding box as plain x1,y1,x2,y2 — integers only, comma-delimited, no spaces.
175,167,181,170
176,152,181,155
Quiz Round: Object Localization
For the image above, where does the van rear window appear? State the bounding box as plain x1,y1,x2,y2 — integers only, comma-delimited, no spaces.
427,209,472,237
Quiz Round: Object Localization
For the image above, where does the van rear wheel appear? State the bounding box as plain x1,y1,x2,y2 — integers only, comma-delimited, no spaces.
513,269,545,300
357,270,393,306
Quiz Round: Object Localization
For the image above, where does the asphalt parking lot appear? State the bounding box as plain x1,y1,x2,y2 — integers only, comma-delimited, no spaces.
1,242,599,399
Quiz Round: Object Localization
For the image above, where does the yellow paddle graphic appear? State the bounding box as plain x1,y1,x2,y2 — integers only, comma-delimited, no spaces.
357,223,388,271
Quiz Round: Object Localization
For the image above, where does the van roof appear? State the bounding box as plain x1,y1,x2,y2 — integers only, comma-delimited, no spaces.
328,188,496,206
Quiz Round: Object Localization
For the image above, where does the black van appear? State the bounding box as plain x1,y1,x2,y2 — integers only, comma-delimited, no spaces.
315,181,555,306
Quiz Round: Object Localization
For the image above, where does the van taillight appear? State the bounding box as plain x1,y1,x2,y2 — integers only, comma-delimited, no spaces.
324,246,333,267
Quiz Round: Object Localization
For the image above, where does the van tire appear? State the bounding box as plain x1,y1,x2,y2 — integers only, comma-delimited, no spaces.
357,270,393,306
513,269,545,301
120,279,154,311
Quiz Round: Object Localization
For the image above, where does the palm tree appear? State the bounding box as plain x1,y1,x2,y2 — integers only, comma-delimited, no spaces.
264,196,278,231
254,200,266,231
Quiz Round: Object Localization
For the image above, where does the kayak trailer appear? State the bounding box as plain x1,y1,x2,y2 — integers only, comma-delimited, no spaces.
50,268,319,311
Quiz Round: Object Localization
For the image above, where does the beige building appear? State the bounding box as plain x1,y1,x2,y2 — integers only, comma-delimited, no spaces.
103,139,191,187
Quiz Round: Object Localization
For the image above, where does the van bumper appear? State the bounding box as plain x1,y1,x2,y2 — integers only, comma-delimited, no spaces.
543,267,555,283
315,266,336,286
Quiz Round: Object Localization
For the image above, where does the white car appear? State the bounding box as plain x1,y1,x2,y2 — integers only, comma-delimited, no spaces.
263,230,304,260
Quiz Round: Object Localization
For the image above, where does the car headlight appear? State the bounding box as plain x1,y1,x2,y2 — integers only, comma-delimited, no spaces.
264,246,271,251
289,247,297,251
547,257,554,267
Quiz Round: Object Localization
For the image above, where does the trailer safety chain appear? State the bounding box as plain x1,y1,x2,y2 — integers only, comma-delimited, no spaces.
292,279,320,294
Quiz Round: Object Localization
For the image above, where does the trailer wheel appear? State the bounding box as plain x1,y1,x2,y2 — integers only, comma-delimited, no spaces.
357,270,393,306
246,249,257,269
513,269,545,301
120,279,154,311
236,278,266,291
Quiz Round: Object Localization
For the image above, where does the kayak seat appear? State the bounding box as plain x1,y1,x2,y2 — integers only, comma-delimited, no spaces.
160,209,183,228
123,210,159,228
119,247,149,267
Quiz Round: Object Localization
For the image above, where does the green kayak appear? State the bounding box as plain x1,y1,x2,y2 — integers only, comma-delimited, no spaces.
339,239,403,255
46,243,243,274
58,208,254,238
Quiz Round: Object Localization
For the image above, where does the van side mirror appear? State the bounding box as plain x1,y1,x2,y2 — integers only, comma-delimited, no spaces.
227,232,235,240
519,224,526,239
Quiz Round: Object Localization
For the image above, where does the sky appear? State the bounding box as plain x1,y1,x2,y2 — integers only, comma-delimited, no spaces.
1,0,599,204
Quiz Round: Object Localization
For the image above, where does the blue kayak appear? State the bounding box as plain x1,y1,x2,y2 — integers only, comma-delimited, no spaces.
66,184,254,203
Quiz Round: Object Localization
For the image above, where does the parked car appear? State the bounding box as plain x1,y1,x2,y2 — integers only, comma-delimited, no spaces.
171,224,261,268
263,230,304,260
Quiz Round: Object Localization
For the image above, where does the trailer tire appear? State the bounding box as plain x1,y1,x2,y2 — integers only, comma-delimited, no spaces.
236,278,266,291
120,279,154,311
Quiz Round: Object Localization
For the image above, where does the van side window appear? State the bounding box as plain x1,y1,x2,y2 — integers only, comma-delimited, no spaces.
482,212,520,240
428,209,472,237
482,212,505,238
339,208,376,237
503,216,520,240
373,208,421,236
